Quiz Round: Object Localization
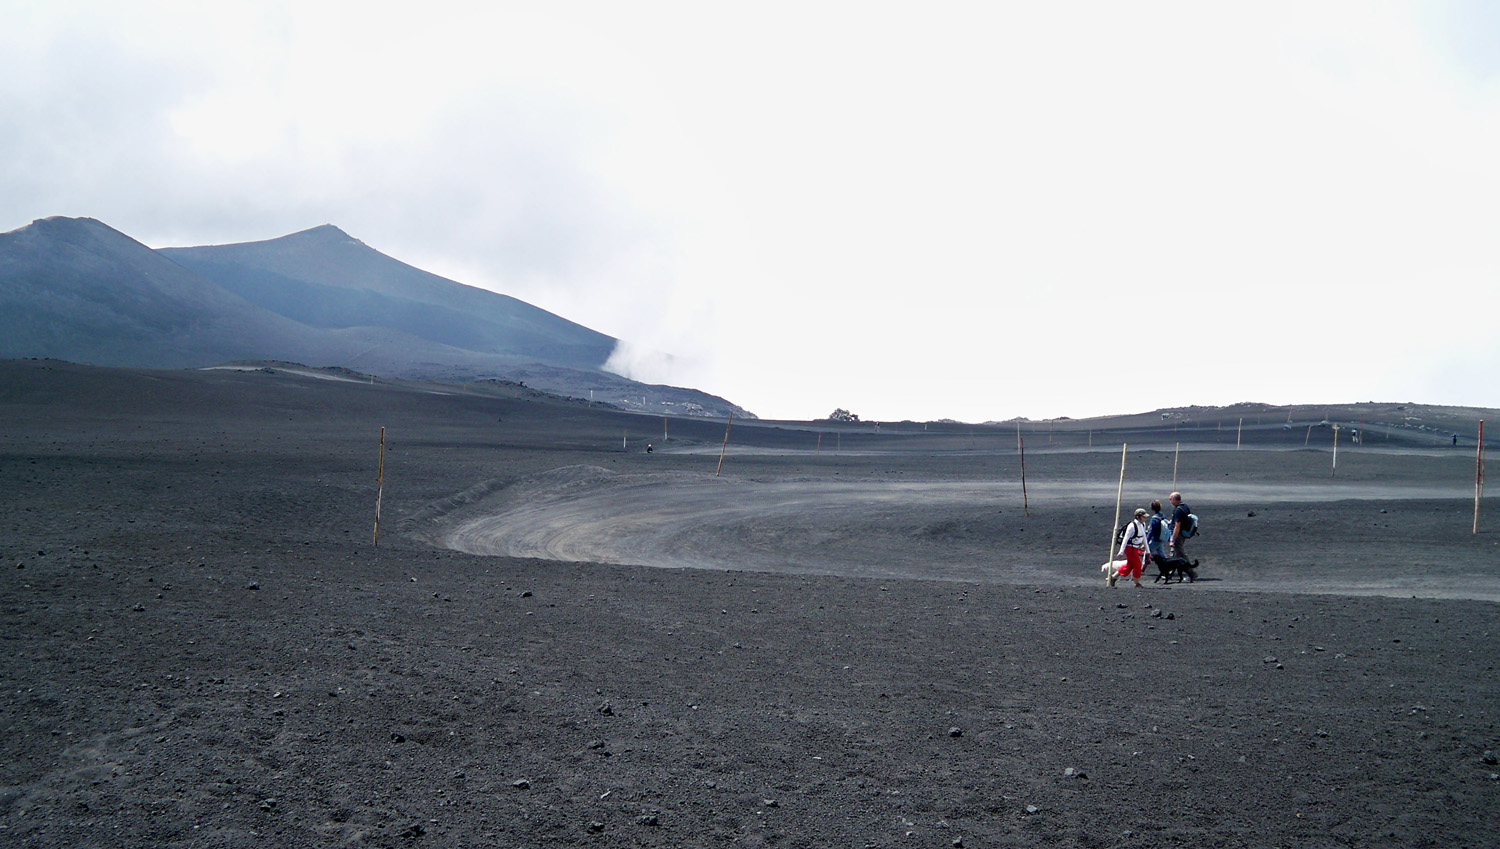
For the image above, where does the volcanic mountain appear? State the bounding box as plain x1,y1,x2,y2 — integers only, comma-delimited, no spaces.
158,224,615,372
0,217,747,417
0,217,344,369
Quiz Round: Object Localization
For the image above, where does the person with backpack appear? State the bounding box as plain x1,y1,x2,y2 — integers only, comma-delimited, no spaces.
1169,491,1196,560
1146,499,1168,564
1111,508,1150,588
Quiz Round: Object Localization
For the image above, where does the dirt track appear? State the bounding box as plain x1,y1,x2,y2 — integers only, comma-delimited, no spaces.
3,361,1499,847
429,465,1497,600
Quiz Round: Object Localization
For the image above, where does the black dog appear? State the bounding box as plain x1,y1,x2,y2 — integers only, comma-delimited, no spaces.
1152,554,1199,584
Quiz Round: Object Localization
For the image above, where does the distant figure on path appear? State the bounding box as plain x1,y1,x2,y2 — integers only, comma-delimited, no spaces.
645,443,654,454
1113,508,1150,588
1454,433,1460,447
1146,499,1168,564
1169,491,1193,560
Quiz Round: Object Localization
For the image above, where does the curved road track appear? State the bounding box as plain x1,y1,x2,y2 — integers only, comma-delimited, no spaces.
432,465,1496,600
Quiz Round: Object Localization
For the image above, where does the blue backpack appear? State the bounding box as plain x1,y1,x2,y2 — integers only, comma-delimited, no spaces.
1147,515,1165,544
1181,511,1199,539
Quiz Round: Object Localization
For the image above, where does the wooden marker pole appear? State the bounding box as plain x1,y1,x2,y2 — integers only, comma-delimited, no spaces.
1476,420,1486,534
373,426,386,547
1172,442,1180,491
663,417,668,443
816,432,822,453
1110,443,1127,564
623,430,628,450
1332,425,1339,476
1020,437,1030,518
1305,424,1313,446
1016,421,1022,454
715,412,733,477
1236,417,1243,450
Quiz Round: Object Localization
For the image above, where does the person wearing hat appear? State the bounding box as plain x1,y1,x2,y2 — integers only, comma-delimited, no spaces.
1113,507,1151,588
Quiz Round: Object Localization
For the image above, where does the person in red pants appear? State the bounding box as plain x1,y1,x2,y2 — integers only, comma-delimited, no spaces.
1114,508,1150,588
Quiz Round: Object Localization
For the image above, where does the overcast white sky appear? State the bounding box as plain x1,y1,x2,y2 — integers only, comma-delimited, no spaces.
3,1,1498,422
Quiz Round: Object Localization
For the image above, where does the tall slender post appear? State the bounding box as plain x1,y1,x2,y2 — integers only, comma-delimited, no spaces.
1110,443,1127,564
1020,437,1030,518
663,417,668,443
1332,425,1339,476
1476,420,1486,534
1172,442,1180,491
816,432,822,453
373,426,386,547
715,412,734,477
1016,421,1022,453
1236,417,1243,450
1305,424,1313,446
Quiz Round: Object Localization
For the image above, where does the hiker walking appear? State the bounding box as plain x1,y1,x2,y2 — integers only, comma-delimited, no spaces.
1146,499,1168,564
1112,508,1150,588
1169,491,1195,560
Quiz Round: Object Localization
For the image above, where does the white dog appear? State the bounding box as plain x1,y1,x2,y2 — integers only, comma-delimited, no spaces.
1100,559,1128,587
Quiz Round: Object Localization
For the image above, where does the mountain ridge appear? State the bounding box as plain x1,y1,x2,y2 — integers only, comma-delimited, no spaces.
0,216,750,418
158,225,616,370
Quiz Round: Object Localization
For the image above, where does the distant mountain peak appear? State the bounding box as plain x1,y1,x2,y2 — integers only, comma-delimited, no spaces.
19,215,112,236
6,216,145,252
1,215,750,418
283,224,363,246
33,215,97,226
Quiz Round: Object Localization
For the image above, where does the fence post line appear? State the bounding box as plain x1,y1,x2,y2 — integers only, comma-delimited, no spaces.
1110,443,1127,565
373,426,386,547
1020,437,1030,518
715,412,734,477
1476,420,1486,534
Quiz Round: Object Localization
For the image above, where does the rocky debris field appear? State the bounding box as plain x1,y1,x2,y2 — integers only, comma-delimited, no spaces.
3,360,1498,847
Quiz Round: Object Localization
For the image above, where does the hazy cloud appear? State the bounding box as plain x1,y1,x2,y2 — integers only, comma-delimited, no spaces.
3,1,1499,420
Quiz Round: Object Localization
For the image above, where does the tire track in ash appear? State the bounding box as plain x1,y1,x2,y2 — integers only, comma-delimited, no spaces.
439,466,1025,581
435,465,1482,589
